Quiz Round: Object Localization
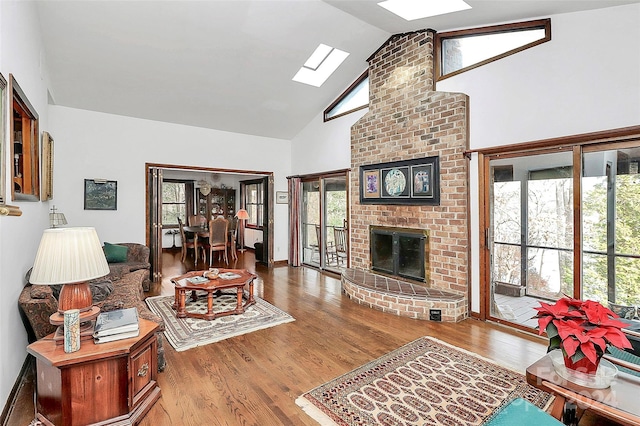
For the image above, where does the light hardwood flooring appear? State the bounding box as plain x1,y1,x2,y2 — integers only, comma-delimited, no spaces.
6,249,615,425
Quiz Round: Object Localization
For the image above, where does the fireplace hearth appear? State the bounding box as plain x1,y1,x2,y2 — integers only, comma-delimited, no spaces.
370,226,429,283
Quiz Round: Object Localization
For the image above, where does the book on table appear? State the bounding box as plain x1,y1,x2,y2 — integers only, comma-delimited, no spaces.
94,329,140,344
93,307,139,338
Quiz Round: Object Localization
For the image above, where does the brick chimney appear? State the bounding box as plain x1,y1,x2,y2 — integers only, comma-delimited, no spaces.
349,30,470,297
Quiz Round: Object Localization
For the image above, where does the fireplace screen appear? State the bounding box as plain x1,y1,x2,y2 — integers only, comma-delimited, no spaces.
370,226,428,282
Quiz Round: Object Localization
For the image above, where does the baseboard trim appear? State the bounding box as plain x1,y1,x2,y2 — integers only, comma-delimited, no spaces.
1,355,34,426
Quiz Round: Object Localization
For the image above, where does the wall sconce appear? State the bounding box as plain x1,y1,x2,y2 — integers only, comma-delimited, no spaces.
49,205,67,228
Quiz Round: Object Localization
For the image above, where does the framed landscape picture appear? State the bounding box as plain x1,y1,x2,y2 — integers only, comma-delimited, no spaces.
359,156,439,205
84,179,117,210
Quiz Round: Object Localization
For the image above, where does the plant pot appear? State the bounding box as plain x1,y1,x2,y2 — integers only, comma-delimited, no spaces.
563,354,601,374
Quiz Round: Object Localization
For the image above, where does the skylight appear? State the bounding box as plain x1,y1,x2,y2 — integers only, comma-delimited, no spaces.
293,44,349,87
378,0,471,21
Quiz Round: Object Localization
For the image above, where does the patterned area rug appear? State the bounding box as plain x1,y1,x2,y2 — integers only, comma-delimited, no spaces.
146,293,294,351
296,337,553,426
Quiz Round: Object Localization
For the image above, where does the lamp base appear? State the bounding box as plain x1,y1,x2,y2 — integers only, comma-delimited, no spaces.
52,321,96,346
50,306,101,326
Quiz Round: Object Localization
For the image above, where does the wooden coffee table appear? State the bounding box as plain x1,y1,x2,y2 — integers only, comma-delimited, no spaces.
170,269,256,320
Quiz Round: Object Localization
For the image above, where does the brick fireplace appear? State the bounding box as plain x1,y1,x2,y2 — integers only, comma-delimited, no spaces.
345,29,469,321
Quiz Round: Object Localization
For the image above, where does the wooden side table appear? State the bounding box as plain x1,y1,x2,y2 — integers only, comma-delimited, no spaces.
526,353,640,425
27,318,161,426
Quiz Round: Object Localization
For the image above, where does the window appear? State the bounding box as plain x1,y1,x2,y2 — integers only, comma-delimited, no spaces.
436,19,550,80
243,180,264,228
324,71,369,121
293,43,349,87
162,180,186,227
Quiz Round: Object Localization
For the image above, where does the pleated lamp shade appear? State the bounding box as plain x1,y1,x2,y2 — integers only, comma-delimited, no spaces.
236,209,250,220
30,227,109,285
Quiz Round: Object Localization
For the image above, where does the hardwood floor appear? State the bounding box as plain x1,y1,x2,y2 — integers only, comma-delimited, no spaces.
7,249,615,425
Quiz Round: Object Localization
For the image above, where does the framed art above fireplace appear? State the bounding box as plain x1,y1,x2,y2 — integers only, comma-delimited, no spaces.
359,156,440,205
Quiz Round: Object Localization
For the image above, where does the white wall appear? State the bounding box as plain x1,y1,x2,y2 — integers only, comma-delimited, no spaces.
437,4,640,314
437,5,640,149
0,0,52,409
49,105,292,261
290,108,366,175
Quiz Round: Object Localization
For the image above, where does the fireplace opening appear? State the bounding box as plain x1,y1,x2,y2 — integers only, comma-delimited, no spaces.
370,226,429,283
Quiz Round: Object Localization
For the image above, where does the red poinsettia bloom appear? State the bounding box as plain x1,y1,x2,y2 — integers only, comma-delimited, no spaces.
534,296,633,365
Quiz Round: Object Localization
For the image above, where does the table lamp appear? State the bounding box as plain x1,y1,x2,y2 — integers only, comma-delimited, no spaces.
236,209,250,252
29,227,110,341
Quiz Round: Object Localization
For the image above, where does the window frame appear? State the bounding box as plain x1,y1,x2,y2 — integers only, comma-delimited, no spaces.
435,18,551,81
323,70,369,122
242,179,265,230
161,179,189,229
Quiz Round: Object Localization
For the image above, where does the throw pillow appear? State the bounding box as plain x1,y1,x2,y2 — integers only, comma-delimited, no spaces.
104,242,128,263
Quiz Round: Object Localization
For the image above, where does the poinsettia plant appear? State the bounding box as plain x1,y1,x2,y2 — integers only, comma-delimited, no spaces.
534,296,632,366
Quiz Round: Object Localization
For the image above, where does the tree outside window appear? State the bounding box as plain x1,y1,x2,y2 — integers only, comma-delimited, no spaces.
162,181,186,227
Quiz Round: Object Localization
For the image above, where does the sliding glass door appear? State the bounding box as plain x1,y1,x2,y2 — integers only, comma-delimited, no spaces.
486,140,640,329
301,173,348,272
302,180,321,267
489,151,574,327
582,148,640,309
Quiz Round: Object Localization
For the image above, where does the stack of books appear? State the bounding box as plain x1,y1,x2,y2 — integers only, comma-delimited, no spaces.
93,307,139,344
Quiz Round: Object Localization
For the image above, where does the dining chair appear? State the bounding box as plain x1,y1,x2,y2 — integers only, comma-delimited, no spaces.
208,217,229,266
188,214,207,227
333,226,347,266
178,217,198,262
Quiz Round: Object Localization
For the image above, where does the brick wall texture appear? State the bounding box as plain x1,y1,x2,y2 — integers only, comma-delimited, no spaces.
350,30,470,297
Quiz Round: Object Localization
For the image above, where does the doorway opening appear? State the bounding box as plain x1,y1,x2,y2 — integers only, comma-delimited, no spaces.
146,163,274,282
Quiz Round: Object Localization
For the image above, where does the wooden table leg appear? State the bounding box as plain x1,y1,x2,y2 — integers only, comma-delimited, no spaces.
550,395,566,420
176,288,187,318
246,280,255,305
235,286,244,313
205,291,214,320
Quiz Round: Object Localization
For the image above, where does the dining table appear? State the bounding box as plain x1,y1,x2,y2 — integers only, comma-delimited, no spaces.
183,225,237,264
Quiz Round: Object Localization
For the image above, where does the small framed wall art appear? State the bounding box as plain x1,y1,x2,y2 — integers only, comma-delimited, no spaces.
41,132,54,201
359,156,440,205
84,179,117,210
276,191,289,204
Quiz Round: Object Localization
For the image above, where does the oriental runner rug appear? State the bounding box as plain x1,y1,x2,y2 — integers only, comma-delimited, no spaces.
146,293,294,351
296,337,553,426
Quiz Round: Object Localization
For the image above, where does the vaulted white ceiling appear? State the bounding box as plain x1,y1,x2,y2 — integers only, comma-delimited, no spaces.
36,0,639,140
